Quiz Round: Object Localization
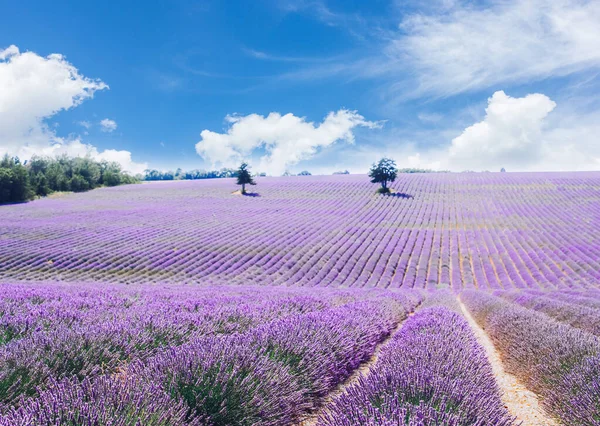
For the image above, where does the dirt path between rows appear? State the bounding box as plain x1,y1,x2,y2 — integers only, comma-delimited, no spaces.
457,298,559,426
297,313,413,426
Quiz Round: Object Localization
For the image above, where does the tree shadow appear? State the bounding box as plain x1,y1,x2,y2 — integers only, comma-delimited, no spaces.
0,200,30,206
243,192,261,197
386,192,413,199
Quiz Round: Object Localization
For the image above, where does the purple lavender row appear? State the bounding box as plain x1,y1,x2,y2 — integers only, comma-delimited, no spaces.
317,304,514,425
0,283,328,344
0,282,370,343
0,376,193,426
497,290,600,336
0,283,354,408
0,293,418,425
418,289,462,311
543,289,600,310
462,290,600,424
140,298,408,424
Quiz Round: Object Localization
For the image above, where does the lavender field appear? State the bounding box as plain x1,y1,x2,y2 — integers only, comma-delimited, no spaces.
2,172,600,289
1,173,600,425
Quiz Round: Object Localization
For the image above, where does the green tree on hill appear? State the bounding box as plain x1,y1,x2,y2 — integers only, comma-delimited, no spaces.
369,157,397,193
236,162,256,194
0,155,33,203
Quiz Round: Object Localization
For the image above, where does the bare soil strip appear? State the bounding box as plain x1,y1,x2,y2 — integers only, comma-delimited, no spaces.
457,298,559,426
297,313,413,426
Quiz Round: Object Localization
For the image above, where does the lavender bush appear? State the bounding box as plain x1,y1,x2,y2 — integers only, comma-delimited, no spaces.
138,334,305,425
0,376,192,426
546,355,600,424
317,305,515,426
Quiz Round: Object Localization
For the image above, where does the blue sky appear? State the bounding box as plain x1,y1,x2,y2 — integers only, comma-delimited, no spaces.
1,0,599,174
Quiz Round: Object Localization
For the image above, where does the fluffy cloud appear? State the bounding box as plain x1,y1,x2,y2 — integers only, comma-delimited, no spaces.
447,91,556,170
536,110,600,172
29,139,148,175
415,91,600,172
196,109,381,175
93,147,147,175
0,45,146,174
323,91,600,173
100,118,117,132
390,0,600,96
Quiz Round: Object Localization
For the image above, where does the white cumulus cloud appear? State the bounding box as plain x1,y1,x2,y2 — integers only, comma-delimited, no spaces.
0,45,146,174
100,118,117,132
438,90,600,171
195,109,381,175
330,91,600,173
36,139,148,175
447,91,556,170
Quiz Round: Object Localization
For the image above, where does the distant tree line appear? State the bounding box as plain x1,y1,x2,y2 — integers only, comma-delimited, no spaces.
282,170,312,176
0,154,138,204
143,168,327,180
142,168,266,181
398,168,450,173
143,167,452,181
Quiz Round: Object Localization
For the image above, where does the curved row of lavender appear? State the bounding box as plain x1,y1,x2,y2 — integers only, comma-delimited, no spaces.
497,289,600,336
0,283,336,407
462,290,600,424
2,172,600,289
317,294,515,426
547,289,600,310
0,282,422,425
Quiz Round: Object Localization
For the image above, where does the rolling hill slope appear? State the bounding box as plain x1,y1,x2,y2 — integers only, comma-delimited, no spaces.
1,172,599,289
